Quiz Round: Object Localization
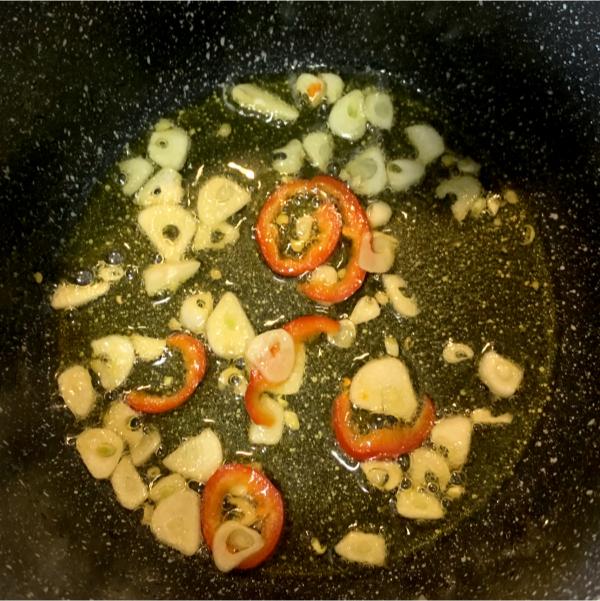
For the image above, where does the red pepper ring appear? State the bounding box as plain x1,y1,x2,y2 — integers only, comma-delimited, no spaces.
245,315,341,427
126,333,207,414
255,179,343,277
332,390,436,461
201,464,284,571
298,175,370,304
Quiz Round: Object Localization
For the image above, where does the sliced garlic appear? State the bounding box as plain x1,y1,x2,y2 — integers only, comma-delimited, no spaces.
138,205,197,261
334,531,386,567
249,395,285,446
364,90,394,130
327,90,367,141
384,335,399,357
366,201,392,229
270,343,306,395
470,408,514,425
142,260,200,296
130,334,166,362
327,319,356,349
147,126,190,171
478,350,524,398
211,521,265,572
51,281,110,310
231,83,299,123
361,460,402,491
163,429,223,482
179,291,213,334
405,124,445,165
57,365,96,419
295,73,325,106
130,428,161,466
206,292,255,359
349,357,418,421
382,274,419,318
358,231,397,273
310,264,338,286
76,428,124,479
409,447,451,491
103,400,144,448
245,329,296,384
302,131,334,171
272,139,305,175
430,416,473,469
111,455,148,510
457,157,481,175
136,168,184,207
193,221,240,251
349,295,381,325
386,159,425,192
90,335,135,391
96,261,125,283
118,157,154,196
284,410,300,431
148,473,187,503
341,146,387,196
196,176,251,227
442,341,474,364
319,72,344,104
435,175,483,222
446,485,465,500
396,488,445,520
150,488,202,556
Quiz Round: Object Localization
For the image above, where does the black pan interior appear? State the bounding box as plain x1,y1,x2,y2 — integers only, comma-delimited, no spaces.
0,3,599,598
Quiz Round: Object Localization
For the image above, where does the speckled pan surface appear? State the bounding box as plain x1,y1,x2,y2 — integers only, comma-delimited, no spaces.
0,2,598,599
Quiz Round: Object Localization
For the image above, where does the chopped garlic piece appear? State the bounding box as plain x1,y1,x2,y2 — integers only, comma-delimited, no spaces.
478,350,524,398
334,531,386,567
57,365,96,419
470,408,514,425
349,295,381,325
442,341,474,364
384,335,399,357
284,410,300,431
361,460,402,491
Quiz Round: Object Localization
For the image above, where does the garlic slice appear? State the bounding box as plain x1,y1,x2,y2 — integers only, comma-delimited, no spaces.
96,261,125,283
163,429,223,482
231,83,299,123
272,139,305,175
138,205,197,261
136,168,184,207
111,455,148,510
130,428,161,466
206,292,255,359
147,126,190,171
382,274,420,318
295,73,325,106
76,428,124,479
327,90,367,141
118,156,154,196
349,295,381,325
270,343,306,395
396,488,445,520
358,231,398,273
211,521,265,572
334,531,386,567
319,72,344,104
327,319,356,349
193,221,240,251
470,408,514,425
349,357,418,421
249,395,285,446
103,400,144,448
196,176,251,227
435,175,483,222
386,159,425,192
405,124,445,165
179,291,214,334
364,90,394,130
430,416,473,469
90,335,135,391
310,264,338,286
149,473,187,503
384,335,399,357
51,281,110,310
245,329,296,384
366,201,392,229
478,350,524,398
341,146,387,196
57,365,96,419
142,260,200,296
130,334,166,362
302,132,334,171
150,488,202,556
442,341,474,364
361,461,402,491
409,447,451,490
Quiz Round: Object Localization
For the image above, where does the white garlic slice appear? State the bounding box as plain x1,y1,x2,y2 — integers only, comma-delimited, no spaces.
430,416,473,469
206,292,255,359
435,175,483,222
341,146,387,196
334,531,386,567
396,488,445,520
384,335,399,357
327,90,367,141
111,455,148,510
130,334,166,362
366,201,392,229
295,73,325,106
118,156,154,196
478,350,524,398
138,205,197,261
382,274,420,317
103,400,144,448
442,341,474,364
270,343,306,396
386,159,425,192
358,231,398,273
302,131,334,171
211,521,265,572
470,408,514,425
136,168,184,207
327,319,356,349
310,264,338,286
231,83,299,123
147,126,190,171
148,473,187,503
193,221,240,251
76,428,124,479
90,335,135,391
319,72,344,104
361,461,402,491
364,90,394,130
272,139,305,175
405,124,445,165
409,447,451,491
96,261,125,283
179,291,213,334
249,395,285,446
163,428,223,483
196,176,251,227
349,295,381,325
57,365,96,419
130,428,161,467
51,281,110,310
142,260,200,296
245,329,296,384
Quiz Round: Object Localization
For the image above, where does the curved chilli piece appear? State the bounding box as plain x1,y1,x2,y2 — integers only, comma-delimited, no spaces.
244,369,274,427
201,464,284,570
126,333,207,414
255,179,342,277
332,391,436,461
298,175,370,303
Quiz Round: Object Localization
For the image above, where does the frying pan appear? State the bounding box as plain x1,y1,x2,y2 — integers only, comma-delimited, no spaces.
1,2,599,598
